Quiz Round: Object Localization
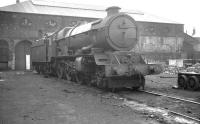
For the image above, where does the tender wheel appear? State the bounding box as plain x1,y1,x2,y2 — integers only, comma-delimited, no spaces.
178,75,188,89
35,65,40,74
75,72,85,85
188,76,199,90
56,64,64,79
40,65,46,74
63,67,71,81
38,65,42,74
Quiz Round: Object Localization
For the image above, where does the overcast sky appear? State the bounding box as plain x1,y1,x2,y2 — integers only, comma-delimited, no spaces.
0,0,199,36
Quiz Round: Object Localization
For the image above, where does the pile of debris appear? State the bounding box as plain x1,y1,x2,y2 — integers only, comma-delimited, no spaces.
163,63,200,74
163,66,186,75
186,63,200,73
163,66,180,74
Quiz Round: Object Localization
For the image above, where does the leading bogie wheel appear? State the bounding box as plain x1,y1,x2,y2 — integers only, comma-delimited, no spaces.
56,64,64,79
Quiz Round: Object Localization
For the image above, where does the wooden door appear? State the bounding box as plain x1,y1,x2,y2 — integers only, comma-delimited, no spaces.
0,40,9,70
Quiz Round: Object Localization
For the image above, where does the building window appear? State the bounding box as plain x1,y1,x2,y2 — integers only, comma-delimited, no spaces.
69,20,88,27
45,19,57,28
144,26,156,35
20,17,32,27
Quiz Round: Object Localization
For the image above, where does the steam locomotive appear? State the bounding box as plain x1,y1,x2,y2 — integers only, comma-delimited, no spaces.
32,6,162,90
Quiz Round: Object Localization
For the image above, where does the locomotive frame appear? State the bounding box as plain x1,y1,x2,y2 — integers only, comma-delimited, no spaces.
32,6,161,91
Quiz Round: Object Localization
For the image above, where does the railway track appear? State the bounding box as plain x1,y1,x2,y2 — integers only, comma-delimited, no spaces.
139,90,200,105
117,89,200,123
53,75,200,123
140,90,200,122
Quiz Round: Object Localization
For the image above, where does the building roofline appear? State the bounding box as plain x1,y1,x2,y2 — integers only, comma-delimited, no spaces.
0,0,182,24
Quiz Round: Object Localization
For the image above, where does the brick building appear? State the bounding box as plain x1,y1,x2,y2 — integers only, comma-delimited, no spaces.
0,0,190,70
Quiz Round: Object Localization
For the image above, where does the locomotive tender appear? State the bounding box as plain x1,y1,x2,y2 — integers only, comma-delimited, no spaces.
32,6,161,90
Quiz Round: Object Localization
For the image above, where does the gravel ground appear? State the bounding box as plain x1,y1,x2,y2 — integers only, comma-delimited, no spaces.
144,73,200,122
0,71,160,124
145,73,200,100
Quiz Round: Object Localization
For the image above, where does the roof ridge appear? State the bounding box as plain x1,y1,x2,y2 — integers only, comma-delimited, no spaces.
32,0,105,11
32,0,143,14
139,10,181,24
0,0,181,24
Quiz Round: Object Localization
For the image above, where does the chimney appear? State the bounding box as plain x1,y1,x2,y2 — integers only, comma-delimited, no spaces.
106,6,121,16
16,0,20,3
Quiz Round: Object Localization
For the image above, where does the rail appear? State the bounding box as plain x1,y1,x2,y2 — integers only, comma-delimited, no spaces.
119,90,200,123
140,90,200,105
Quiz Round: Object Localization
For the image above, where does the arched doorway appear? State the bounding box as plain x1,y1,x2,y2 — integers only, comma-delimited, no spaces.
15,40,32,70
0,40,9,70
